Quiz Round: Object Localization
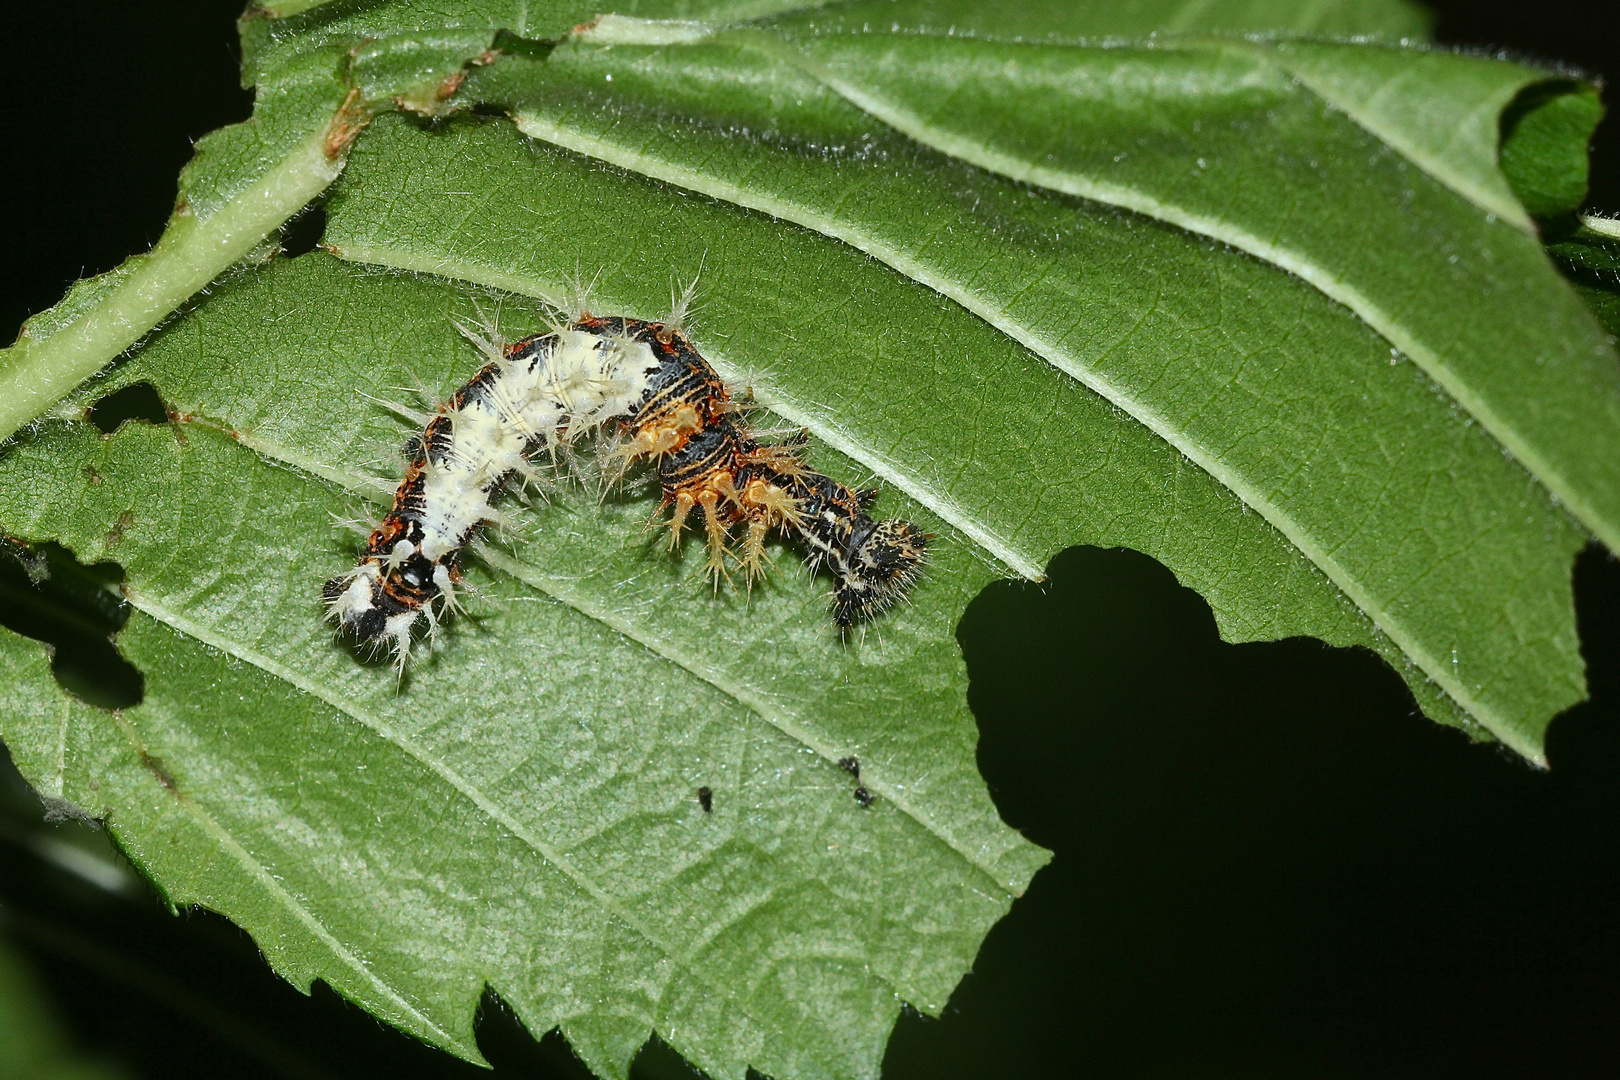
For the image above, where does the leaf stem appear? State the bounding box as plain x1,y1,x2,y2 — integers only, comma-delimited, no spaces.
0,127,345,444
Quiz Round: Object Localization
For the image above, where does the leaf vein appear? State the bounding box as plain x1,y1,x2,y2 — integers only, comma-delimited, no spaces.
218,415,1027,892
495,103,1543,759
121,587,854,1073
101,680,470,1055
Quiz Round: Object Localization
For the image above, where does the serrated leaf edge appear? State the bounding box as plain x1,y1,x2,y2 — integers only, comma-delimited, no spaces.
95,659,475,1056
119,582,860,1078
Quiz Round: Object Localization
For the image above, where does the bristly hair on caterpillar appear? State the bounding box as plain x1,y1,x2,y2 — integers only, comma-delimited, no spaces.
323,292,928,666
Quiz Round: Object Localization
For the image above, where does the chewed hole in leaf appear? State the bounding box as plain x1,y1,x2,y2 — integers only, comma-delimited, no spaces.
87,381,169,435
1498,79,1601,222
281,205,328,259
489,29,559,62
960,544,1224,842
1568,542,1620,711
0,540,142,709
918,543,1620,1075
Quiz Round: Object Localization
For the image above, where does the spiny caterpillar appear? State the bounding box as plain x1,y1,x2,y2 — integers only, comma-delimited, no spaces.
323,300,928,662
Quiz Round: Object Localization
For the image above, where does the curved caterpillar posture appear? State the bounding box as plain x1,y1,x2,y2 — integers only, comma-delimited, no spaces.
323,309,927,661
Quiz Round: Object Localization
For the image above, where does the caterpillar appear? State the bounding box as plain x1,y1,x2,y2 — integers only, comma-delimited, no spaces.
323,306,927,662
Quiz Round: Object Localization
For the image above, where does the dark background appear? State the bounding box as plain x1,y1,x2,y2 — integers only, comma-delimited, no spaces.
2,2,1618,1078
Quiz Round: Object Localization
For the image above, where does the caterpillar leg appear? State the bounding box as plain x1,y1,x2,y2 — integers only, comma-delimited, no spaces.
609,400,702,484
736,476,801,585
740,517,771,585
663,490,696,551
697,488,732,588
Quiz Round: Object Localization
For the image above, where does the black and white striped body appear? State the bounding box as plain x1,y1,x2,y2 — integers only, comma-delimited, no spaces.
324,313,926,661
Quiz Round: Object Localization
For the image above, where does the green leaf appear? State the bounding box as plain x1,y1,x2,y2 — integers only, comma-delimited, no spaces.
1499,81,1605,220
0,936,129,1080
733,5,1620,558
1550,222,1620,340
0,1,1614,1077
456,18,1592,750
0,249,1045,1078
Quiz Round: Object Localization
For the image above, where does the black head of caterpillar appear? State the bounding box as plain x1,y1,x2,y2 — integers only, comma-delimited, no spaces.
324,307,927,663
774,470,930,625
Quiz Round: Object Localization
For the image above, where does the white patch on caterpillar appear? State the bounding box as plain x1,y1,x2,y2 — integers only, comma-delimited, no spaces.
417,327,657,566
324,319,661,668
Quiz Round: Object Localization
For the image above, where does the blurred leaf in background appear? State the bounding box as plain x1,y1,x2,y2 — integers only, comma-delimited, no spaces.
0,934,129,1080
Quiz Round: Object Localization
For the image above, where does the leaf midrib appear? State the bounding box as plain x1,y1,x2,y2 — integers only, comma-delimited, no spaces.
160,412,1020,879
